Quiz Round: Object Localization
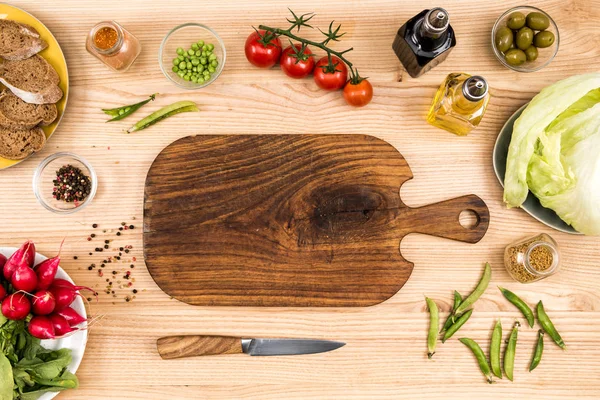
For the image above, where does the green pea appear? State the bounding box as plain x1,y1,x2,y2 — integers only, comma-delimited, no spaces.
192,67,197,72
172,66,179,73
192,58,200,66
454,263,491,316
191,76,198,83
197,40,204,47
178,61,186,69
201,51,207,57
178,55,185,61
172,58,180,66
525,45,538,61
210,60,218,68
495,26,514,53
192,43,199,51
534,31,555,48
516,27,534,50
507,12,526,30
119,109,125,115
201,44,208,51
209,53,217,61
197,77,205,84
177,70,185,78
208,66,215,73
198,65,205,73
195,50,201,57
425,297,439,359
176,47,184,55
505,48,527,66
186,62,192,70
526,12,550,31
207,43,215,51
200,57,207,65
183,75,190,81
206,50,212,57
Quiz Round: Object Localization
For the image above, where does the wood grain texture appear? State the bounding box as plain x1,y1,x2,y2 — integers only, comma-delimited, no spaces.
0,0,599,398
144,134,489,306
157,335,243,359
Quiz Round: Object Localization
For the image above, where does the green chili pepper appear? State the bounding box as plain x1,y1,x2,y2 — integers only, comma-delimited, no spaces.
442,309,473,343
536,301,566,349
441,291,462,333
498,287,534,328
504,321,520,381
490,319,502,379
126,101,199,133
102,93,157,122
529,330,544,372
425,297,439,359
454,263,492,316
459,338,493,384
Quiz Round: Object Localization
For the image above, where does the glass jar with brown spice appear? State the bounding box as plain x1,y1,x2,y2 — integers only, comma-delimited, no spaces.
504,233,560,283
86,21,141,72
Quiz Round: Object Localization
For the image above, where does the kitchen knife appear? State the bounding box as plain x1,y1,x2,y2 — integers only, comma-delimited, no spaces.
157,335,345,359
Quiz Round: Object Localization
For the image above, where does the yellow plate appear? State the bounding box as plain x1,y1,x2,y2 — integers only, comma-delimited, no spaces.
0,3,68,169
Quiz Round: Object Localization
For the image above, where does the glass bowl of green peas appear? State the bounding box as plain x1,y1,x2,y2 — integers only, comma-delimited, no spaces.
159,23,226,89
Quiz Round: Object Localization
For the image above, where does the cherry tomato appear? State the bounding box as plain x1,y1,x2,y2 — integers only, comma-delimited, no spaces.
280,44,315,79
343,79,373,107
313,56,348,91
244,30,281,68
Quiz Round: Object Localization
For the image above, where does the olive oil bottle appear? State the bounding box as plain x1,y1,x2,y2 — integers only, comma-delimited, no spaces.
427,73,490,136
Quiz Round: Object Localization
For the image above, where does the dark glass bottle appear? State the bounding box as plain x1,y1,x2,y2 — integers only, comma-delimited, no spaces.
392,8,457,78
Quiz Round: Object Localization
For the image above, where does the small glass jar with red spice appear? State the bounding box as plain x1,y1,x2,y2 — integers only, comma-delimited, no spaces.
86,21,141,72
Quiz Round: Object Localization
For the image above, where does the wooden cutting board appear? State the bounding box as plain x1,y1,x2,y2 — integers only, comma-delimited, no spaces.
143,135,489,307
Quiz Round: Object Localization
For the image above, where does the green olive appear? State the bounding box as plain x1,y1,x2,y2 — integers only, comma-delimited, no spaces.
534,31,555,48
524,45,538,61
516,27,534,50
507,12,526,30
526,12,550,31
495,26,514,53
505,49,527,66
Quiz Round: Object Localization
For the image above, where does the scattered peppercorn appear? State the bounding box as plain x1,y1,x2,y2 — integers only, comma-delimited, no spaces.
125,249,130,253
116,232,121,236
104,240,110,244
87,266,93,270
73,256,78,260
129,225,134,229
119,247,124,251
92,223,98,228
104,245,109,249
91,234,96,238
133,289,138,294
121,222,126,226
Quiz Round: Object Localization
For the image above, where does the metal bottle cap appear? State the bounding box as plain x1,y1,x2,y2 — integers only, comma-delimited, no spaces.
462,76,488,101
423,8,449,34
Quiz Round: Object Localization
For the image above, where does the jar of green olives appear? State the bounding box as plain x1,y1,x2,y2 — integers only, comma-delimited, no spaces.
492,6,559,72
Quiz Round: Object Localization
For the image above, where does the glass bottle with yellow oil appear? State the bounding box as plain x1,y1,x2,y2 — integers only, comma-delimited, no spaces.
427,73,490,136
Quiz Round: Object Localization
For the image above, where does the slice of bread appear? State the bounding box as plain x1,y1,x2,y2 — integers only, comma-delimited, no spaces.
0,20,48,60
0,126,45,160
0,54,63,104
0,91,57,129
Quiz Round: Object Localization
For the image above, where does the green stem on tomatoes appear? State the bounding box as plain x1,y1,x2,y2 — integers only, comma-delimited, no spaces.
257,24,354,69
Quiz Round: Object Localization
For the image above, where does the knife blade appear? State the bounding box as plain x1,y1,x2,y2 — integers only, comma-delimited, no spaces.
157,335,345,359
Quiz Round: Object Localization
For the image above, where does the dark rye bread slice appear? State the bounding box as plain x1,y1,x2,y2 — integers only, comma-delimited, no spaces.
0,91,57,129
0,20,48,60
0,54,63,104
0,126,45,160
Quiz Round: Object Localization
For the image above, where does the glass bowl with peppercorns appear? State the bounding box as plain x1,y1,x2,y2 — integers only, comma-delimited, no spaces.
33,152,97,214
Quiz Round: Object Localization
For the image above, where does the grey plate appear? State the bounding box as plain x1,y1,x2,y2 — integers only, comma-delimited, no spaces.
492,104,580,235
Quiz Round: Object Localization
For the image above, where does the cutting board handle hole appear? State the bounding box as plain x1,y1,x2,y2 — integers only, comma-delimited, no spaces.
459,209,480,230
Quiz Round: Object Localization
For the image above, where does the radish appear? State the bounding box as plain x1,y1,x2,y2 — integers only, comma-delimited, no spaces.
28,316,55,339
49,286,79,312
3,240,36,280
1,293,31,320
56,307,87,327
49,314,77,336
51,279,96,294
11,264,38,293
34,256,60,290
0,286,6,301
32,290,56,315
0,254,6,270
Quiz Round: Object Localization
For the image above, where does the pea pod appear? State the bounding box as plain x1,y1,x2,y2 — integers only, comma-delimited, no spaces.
536,301,566,349
454,263,491,316
499,287,534,327
102,93,157,122
442,309,473,343
504,321,520,381
425,297,439,359
441,291,462,333
459,338,493,384
490,319,502,379
529,330,544,372
126,101,199,133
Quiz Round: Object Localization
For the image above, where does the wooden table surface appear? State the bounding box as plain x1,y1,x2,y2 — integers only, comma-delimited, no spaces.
1,0,599,398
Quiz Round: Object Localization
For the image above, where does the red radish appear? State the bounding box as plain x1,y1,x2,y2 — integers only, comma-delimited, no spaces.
49,286,78,312
32,290,56,315
11,265,38,293
49,314,77,336
51,279,96,294
0,254,6,270
4,241,36,280
0,286,6,301
28,316,55,339
34,257,60,290
56,307,86,327
1,293,31,320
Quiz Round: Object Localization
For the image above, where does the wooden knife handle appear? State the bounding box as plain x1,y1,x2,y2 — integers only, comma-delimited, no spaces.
157,335,243,359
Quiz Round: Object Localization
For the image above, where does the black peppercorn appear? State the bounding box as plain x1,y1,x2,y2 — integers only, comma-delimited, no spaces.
129,225,134,229
73,256,78,260
92,223,98,228
91,234,96,238
116,232,121,236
